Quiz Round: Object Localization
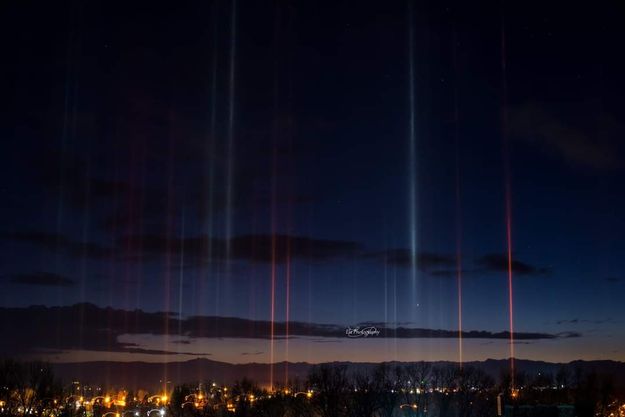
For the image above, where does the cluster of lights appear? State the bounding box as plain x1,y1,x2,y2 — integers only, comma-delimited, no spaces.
1,382,320,417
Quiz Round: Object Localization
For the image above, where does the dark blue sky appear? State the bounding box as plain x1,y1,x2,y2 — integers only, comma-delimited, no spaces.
1,0,624,363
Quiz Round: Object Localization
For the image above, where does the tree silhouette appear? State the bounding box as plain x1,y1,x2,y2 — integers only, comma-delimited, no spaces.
308,364,349,417
0,360,62,417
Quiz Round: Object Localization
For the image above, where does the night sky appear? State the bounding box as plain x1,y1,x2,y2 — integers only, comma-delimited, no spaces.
1,0,625,365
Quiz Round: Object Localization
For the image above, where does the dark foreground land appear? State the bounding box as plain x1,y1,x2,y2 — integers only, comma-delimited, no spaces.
1,359,625,417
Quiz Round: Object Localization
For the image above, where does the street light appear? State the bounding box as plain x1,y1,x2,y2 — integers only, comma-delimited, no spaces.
184,394,202,402
147,395,167,405
511,389,520,400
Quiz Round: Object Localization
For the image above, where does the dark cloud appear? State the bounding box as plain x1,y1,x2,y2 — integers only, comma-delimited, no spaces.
554,332,581,338
1,231,551,278
0,304,580,357
0,231,114,259
357,321,415,327
475,253,550,276
241,351,263,356
117,343,210,356
34,146,317,233
89,179,137,198
425,254,550,277
428,269,463,278
8,272,76,287
556,318,613,325
57,177,141,210
363,249,455,270
0,230,362,266
120,233,363,265
363,250,550,278
606,277,622,283
386,328,578,340
510,102,624,171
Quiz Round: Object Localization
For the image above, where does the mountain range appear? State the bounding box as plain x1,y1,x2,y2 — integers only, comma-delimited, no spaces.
51,358,625,391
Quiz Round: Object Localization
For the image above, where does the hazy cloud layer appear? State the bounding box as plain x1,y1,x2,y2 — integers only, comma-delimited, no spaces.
0,304,579,357
7,272,76,287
